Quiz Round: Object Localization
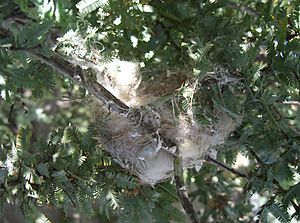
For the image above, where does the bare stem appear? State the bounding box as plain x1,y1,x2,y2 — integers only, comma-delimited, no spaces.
205,155,249,179
174,153,200,223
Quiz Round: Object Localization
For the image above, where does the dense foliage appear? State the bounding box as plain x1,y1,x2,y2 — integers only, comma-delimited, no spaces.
0,0,299,222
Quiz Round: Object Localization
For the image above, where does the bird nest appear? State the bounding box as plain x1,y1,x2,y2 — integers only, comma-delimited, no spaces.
56,31,241,185
89,61,241,185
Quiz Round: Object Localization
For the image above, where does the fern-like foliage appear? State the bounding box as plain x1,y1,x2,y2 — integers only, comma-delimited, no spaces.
2,124,187,222
283,182,300,208
260,208,270,223
266,202,291,223
106,172,137,189
22,201,52,223
66,124,82,147
0,124,150,221
6,62,56,98
117,195,156,223
16,127,31,151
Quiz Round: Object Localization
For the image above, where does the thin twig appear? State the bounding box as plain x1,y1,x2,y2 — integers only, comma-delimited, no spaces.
61,187,77,206
205,155,249,179
249,149,265,167
174,154,200,223
8,103,15,124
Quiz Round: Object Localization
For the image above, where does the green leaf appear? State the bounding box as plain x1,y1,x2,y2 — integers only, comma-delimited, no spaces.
16,20,53,47
51,170,66,178
260,208,269,223
7,62,56,98
50,128,65,145
106,189,119,210
16,127,31,151
266,202,290,223
51,170,68,182
66,125,82,146
22,201,52,223
106,172,137,189
283,182,300,207
271,160,294,183
37,163,50,178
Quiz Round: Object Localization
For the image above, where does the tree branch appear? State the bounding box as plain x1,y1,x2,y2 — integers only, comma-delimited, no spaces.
21,48,131,113
174,154,200,223
205,155,249,179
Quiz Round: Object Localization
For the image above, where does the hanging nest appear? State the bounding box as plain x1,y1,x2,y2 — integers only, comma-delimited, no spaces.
55,31,242,185
89,61,241,185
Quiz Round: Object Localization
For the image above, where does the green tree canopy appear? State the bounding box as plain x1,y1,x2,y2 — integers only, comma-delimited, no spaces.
0,0,300,222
